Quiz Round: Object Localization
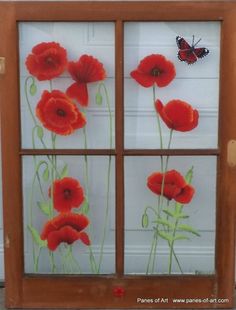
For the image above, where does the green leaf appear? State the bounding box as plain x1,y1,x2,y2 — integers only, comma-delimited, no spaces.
27,225,47,247
162,209,175,218
37,201,50,216
185,166,194,184
175,213,189,219
37,126,44,139
60,164,68,178
157,231,173,243
30,82,37,96
81,199,89,215
177,224,200,237
42,167,49,182
95,92,103,106
142,212,149,228
173,234,189,241
153,218,174,229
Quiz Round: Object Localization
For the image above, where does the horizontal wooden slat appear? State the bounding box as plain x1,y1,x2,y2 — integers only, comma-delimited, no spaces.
123,149,220,156
20,148,220,156
6,1,235,22
20,149,116,156
19,275,234,309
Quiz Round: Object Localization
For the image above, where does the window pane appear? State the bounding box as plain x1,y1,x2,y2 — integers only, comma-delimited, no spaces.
19,22,115,149
124,22,220,149
124,156,216,275
23,155,115,274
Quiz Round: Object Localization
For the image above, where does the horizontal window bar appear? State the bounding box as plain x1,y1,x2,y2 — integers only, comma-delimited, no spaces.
123,149,220,156
20,149,220,156
20,149,116,156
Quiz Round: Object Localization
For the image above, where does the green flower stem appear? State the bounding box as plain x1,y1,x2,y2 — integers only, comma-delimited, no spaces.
81,113,98,274
49,251,57,273
97,82,113,274
29,170,37,271
144,206,159,217
32,128,46,199
59,247,67,273
160,129,173,207
168,219,178,274
25,76,47,149
25,77,60,178
146,230,157,274
153,86,163,170
149,129,173,274
48,132,57,272
82,124,90,204
25,76,38,124
30,159,52,272
68,246,82,274
35,247,42,272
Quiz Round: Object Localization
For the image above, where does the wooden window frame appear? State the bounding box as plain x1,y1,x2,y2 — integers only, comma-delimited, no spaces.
0,1,235,308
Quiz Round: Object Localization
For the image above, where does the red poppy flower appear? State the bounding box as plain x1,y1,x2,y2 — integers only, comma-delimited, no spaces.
25,42,67,81
147,170,195,204
130,54,176,88
36,90,86,135
155,99,199,132
41,212,90,251
113,286,125,298
66,54,106,107
49,177,85,212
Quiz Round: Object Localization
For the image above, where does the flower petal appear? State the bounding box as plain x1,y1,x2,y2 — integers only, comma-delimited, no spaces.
47,226,80,251
25,42,67,81
51,177,85,212
36,90,86,136
79,231,91,246
175,184,195,204
66,82,88,107
130,70,155,87
130,54,176,88
155,100,173,129
41,213,89,240
158,99,199,132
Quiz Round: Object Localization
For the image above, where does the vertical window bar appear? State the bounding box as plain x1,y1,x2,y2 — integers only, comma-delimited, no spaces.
115,20,124,276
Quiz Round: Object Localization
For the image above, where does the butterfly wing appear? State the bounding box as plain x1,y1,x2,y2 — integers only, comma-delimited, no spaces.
193,47,210,59
176,36,191,50
178,50,198,64
176,36,197,64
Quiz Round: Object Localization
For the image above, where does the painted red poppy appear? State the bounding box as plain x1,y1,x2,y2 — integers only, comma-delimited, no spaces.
147,170,195,204
36,90,86,135
49,177,85,212
41,212,90,251
155,99,199,132
130,54,176,88
25,42,67,81
113,286,125,298
66,55,106,107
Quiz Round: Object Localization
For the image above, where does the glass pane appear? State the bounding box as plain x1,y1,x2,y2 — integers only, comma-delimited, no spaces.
23,155,115,274
125,156,216,275
124,22,220,149
19,22,115,149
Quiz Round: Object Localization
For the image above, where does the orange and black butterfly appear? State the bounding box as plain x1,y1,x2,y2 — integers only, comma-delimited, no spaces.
176,35,209,65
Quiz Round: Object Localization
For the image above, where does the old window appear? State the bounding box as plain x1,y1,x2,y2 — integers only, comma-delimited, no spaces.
0,2,235,309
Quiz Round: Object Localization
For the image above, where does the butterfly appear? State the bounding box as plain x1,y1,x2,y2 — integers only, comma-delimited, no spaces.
176,35,209,64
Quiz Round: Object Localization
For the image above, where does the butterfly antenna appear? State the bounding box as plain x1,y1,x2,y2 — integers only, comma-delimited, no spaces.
194,38,202,47
192,35,195,46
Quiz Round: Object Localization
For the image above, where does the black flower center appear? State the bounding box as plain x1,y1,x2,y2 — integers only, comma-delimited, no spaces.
56,109,66,117
45,56,57,67
63,189,72,199
151,68,162,76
